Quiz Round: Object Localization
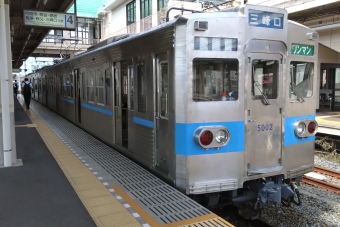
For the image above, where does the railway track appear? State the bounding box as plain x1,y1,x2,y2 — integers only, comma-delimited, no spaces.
302,166,340,194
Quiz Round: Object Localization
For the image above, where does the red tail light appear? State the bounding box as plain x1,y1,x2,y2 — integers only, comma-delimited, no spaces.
308,121,317,134
200,130,213,146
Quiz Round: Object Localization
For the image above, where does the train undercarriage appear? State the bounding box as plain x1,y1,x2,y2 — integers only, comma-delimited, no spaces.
193,174,303,219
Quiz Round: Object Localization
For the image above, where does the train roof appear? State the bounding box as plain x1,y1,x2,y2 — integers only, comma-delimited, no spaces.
48,9,245,68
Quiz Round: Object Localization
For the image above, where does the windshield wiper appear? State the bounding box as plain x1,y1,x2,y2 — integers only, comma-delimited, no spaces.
254,81,270,105
290,72,305,103
252,65,270,106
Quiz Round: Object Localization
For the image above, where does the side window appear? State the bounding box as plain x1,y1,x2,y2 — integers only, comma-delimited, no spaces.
128,66,134,110
87,71,95,103
105,69,112,106
96,69,105,105
193,59,239,101
290,61,314,99
137,65,146,112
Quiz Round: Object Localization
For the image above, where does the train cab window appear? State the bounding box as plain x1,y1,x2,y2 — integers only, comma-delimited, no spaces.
193,59,239,102
87,71,95,103
96,69,105,105
251,60,279,100
138,65,146,112
128,66,134,110
290,61,314,100
105,69,112,106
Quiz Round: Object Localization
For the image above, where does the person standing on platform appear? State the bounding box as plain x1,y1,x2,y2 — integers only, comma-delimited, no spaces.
22,78,33,109
13,80,18,97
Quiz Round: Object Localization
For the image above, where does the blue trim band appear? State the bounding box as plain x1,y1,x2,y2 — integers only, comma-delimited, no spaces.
81,103,113,116
176,121,244,156
284,115,316,146
60,97,74,104
134,117,154,128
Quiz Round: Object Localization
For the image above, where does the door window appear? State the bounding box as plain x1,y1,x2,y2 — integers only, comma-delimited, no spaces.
105,69,112,106
114,68,120,107
138,65,146,112
159,62,169,118
252,60,279,100
96,69,105,105
128,66,134,110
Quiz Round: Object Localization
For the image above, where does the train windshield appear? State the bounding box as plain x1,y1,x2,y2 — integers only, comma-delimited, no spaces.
193,59,239,102
290,62,314,100
251,60,279,101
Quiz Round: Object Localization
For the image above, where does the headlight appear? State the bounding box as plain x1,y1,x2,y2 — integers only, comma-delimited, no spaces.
193,126,230,149
296,122,306,135
215,129,229,144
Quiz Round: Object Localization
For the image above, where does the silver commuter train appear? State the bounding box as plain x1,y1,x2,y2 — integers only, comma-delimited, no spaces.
26,4,318,216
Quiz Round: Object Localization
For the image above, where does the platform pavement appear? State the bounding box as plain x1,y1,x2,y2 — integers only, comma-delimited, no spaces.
0,97,96,227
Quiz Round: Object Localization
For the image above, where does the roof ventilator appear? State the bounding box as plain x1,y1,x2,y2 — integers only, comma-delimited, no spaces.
194,21,208,31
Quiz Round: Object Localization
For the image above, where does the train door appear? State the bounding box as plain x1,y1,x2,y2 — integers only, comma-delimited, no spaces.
114,62,122,146
246,53,283,175
74,69,82,124
155,54,169,173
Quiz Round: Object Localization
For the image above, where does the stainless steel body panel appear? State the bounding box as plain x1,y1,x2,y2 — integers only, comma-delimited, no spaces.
187,152,244,193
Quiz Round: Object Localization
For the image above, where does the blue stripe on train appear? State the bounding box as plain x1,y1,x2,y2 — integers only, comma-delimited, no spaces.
175,121,244,156
60,97,74,104
81,103,113,116
134,117,154,128
284,115,316,146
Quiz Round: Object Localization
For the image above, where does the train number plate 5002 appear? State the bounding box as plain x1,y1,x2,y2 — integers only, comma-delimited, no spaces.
257,124,273,132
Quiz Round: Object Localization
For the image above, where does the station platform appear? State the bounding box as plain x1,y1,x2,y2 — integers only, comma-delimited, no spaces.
0,95,234,227
316,111,340,136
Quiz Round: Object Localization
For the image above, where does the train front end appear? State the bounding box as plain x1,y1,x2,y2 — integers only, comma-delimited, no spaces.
173,4,318,215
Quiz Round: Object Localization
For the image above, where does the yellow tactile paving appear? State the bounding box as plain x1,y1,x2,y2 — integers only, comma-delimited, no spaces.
112,185,235,227
20,98,234,227
15,124,37,127
316,117,340,125
19,101,141,227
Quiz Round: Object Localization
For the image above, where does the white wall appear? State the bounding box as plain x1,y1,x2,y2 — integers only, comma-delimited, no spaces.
100,0,202,40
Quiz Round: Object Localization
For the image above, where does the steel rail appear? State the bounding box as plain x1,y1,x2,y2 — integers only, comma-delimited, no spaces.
302,175,340,194
314,166,340,179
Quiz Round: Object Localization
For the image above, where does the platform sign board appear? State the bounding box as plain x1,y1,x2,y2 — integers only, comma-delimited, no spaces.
248,10,284,29
23,10,76,30
291,43,314,56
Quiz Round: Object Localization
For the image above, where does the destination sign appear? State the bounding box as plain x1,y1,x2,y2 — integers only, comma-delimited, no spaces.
23,10,76,30
291,44,314,56
248,10,284,29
